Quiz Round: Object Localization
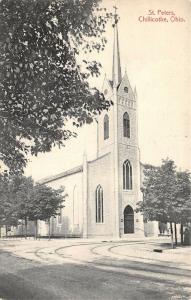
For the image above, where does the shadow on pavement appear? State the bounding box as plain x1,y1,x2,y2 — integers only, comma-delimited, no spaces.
0,250,190,300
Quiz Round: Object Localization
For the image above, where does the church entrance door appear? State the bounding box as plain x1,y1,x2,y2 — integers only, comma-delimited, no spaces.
124,205,134,234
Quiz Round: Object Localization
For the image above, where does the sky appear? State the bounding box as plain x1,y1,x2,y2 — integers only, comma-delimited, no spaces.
25,0,191,180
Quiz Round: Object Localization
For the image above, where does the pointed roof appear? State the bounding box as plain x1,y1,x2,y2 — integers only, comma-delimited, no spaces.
118,72,135,100
112,7,122,88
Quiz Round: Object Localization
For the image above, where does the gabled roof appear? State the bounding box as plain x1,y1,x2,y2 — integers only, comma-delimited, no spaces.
38,152,112,185
38,165,83,185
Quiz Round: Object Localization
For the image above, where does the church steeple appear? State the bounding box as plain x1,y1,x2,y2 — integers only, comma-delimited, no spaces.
112,7,122,88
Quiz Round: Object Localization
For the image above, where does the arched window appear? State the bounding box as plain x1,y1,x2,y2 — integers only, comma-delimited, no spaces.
95,185,104,223
124,86,128,93
123,112,130,138
104,114,109,140
123,160,132,190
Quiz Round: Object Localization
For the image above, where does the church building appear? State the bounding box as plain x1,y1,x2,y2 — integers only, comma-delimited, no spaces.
10,14,158,239
35,14,148,239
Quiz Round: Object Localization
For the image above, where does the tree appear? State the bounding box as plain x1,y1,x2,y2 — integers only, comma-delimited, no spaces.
0,172,19,236
28,184,66,239
0,173,66,239
137,159,180,247
0,0,112,173
0,174,8,233
138,160,177,220
0,174,34,236
176,171,191,244
14,176,35,238
137,159,191,246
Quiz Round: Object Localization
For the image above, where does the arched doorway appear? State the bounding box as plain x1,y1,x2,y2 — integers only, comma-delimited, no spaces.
124,205,134,234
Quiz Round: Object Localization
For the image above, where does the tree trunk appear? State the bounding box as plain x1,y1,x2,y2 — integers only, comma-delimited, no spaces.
170,222,174,249
180,224,184,245
24,218,27,239
0,226,1,238
34,219,38,240
21,220,24,237
5,225,8,238
48,218,51,241
174,222,177,245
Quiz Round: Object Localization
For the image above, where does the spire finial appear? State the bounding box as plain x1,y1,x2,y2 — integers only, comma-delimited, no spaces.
113,6,119,24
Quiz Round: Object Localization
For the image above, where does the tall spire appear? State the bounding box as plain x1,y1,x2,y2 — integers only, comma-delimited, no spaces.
112,6,122,88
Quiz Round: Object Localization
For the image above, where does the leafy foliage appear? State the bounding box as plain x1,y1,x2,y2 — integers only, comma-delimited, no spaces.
0,0,112,173
28,184,65,222
137,159,191,225
14,176,34,222
0,172,18,226
0,173,66,228
175,171,191,225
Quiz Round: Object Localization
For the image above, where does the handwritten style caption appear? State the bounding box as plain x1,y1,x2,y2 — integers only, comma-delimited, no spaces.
138,9,185,23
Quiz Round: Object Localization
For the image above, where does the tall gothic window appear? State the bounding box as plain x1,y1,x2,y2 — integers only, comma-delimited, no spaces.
123,160,132,190
123,112,130,138
104,114,109,140
95,185,104,223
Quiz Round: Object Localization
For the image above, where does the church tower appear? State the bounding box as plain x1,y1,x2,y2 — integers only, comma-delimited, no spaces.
13,10,145,239
96,9,143,237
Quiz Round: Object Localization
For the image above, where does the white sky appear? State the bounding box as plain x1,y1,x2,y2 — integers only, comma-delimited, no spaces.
25,0,191,180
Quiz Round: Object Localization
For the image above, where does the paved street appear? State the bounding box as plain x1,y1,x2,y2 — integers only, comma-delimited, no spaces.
0,237,191,299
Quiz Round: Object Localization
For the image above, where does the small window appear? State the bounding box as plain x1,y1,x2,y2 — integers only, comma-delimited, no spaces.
95,185,104,223
123,112,130,138
123,160,132,190
124,87,128,93
104,114,109,140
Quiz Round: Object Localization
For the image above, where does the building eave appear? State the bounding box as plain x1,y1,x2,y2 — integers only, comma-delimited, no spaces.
38,165,83,185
